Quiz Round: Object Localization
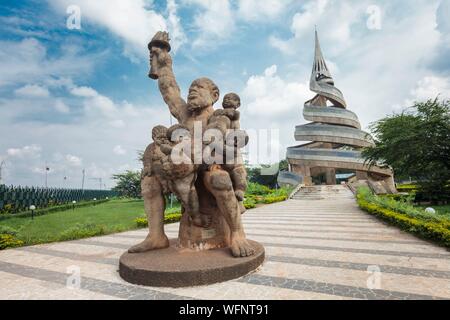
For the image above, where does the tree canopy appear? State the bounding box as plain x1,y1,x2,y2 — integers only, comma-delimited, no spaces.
111,170,141,198
362,98,450,202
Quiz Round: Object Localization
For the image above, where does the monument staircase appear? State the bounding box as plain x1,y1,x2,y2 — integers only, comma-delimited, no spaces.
291,184,354,201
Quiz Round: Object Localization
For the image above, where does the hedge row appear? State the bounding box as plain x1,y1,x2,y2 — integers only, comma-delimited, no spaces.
135,212,182,228
356,190,450,247
0,199,109,221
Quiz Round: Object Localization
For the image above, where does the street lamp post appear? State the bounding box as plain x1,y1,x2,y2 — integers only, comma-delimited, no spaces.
72,200,76,211
30,205,36,220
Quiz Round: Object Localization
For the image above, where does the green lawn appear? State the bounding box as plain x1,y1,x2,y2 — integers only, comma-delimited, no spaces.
0,199,156,246
416,204,450,217
0,184,291,249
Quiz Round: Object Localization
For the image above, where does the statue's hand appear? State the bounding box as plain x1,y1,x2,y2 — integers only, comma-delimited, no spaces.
149,46,172,79
150,47,172,68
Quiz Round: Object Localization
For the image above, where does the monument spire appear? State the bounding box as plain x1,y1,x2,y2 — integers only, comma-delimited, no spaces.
280,28,396,195
311,29,333,87
308,28,346,108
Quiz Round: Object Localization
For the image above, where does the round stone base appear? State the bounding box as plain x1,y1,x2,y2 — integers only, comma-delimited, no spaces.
119,239,265,287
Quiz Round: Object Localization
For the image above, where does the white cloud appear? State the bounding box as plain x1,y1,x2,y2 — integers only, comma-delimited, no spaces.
48,0,186,58
70,86,97,97
113,145,127,155
237,0,292,22
109,119,125,128
0,38,99,87
187,0,234,48
239,65,311,164
269,0,365,55
167,0,187,53
66,154,82,167
14,84,50,97
242,65,310,116
436,0,450,37
54,99,70,113
408,76,450,102
7,145,42,158
70,85,121,119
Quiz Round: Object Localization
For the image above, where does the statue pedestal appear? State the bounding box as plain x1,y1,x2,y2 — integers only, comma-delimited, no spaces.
119,239,265,287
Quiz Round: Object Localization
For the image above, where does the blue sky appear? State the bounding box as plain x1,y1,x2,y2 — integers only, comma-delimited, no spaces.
0,0,449,189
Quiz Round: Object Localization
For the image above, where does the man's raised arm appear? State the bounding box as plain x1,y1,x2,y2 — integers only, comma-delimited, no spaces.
148,36,186,122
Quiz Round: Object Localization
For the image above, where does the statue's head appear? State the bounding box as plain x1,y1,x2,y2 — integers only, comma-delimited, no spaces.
222,93,240,110
152,125,168,145
187,77,219,113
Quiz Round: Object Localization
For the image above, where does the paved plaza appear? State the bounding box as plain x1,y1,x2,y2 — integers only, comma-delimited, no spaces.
1,186,449,300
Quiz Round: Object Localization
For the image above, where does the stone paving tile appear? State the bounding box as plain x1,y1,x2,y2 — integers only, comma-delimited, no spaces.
243,224,408,235
113,230,424,246
0,260,191,300
263,245,450,272
257,260,450,298
22,244,449,282
19,247,118,266
252,234,448,254
262,241,450,259
245,232,426,245
238,274,444,300
2,192,450,300
0,271,121,300
266,255,450,280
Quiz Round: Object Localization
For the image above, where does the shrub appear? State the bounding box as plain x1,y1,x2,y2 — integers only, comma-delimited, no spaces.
263,195,287,204
135,217,148,228
246,182,273,196
243,197,256,209
357,187,450,247
134,212,182,228
165,213,182,223
0,234,24,250
59,223,107,241
360,187,450,224
1,203,15,215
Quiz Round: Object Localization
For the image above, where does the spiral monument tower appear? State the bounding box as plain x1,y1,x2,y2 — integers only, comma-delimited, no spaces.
279,30,396,194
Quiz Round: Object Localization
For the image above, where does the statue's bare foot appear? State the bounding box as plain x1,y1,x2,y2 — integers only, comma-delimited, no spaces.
128,234,169,253
191,214,212,228
230,233,255,257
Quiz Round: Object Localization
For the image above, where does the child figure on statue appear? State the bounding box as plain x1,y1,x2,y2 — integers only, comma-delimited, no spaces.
205,93,248,210
143,124,210,227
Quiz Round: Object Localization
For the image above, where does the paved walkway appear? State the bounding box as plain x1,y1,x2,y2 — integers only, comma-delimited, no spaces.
1,186,449,299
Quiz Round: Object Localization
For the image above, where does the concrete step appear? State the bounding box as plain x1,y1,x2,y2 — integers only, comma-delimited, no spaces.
292,184,354,200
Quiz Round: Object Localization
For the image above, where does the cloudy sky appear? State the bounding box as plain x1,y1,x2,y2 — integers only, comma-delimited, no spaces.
0,0,449,189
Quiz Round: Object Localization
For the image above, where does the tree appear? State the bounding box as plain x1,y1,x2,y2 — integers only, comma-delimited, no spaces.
362,98,450,203
245,160,288,188
112,170,142,198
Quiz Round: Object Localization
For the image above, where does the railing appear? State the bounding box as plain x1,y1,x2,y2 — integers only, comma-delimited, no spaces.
0,185,117,214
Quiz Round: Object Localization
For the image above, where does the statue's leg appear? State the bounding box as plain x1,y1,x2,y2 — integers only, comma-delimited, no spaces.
128,175,169,253
203,168,254,257
171,174,210,227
